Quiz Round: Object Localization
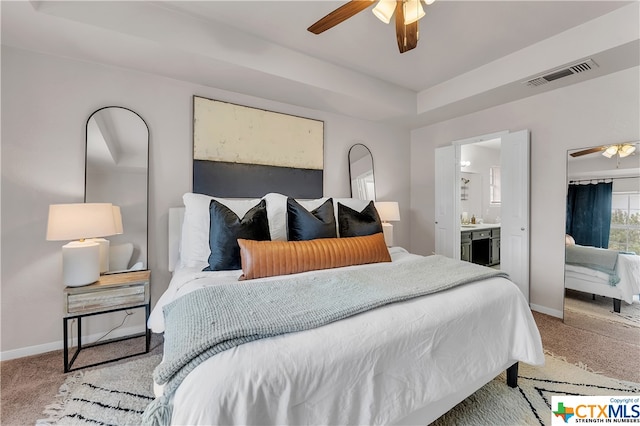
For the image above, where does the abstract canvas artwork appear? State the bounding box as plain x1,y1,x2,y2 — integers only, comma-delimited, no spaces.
193,96,324,198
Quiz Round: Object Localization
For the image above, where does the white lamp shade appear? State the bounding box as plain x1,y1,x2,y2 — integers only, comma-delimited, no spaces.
375,201,401,222
47,203,117,241
403,0,425,25
112,205,124,234
372,0,396,24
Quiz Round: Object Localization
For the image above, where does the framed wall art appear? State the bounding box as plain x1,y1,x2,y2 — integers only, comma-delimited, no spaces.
193,96,324,198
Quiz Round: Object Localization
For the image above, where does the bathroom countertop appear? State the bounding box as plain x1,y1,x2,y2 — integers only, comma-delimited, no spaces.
460,223,500,232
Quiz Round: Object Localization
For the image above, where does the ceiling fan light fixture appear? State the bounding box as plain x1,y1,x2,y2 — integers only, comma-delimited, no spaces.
619,144,636,158
403,0,425,25
602,145,618,158
372,0,396,24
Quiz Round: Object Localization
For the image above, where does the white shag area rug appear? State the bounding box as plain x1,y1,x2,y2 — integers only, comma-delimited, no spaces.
37,355,161,426
38,352,639,426
432,352,640,426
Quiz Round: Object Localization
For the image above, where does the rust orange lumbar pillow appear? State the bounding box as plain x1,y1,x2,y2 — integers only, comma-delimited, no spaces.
237,232,391,280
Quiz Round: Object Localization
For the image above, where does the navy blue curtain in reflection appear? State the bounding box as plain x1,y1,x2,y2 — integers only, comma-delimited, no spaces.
566,182,613,248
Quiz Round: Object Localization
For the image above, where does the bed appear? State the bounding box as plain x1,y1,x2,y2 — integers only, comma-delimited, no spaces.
565,244,640,313
143,192,544,425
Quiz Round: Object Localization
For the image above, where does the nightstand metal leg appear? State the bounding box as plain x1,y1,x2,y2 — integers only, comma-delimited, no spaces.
63,318,69,373
145,302,151,353
77,316,82,350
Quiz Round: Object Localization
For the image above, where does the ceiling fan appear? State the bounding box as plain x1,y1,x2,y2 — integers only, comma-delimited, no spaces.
307,0,436,53
570,143,637,159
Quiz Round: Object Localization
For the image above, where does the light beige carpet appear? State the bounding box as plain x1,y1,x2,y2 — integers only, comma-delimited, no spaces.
565,289,640,327
37,353,640,426
564,289,640,346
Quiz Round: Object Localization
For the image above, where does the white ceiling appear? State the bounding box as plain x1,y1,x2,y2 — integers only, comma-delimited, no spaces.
158,1,629,91
2,1,638,129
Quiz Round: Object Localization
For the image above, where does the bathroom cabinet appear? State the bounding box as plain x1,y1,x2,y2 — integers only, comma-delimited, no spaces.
460,225,500,266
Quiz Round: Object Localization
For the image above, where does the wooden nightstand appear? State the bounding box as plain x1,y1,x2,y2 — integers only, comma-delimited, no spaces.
63,270,151,372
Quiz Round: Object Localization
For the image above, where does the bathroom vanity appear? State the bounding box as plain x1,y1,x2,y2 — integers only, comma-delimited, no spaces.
460,224,500,266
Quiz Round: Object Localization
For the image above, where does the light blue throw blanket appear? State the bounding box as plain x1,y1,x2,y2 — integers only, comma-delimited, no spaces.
142,255,508,425
565,244,620,285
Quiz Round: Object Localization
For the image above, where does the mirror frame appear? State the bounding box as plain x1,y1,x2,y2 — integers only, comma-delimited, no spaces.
84,106,150,273
348,143,376,200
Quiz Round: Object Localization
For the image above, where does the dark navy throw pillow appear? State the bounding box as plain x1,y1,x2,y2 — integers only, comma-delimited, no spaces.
204,199,270,271
286,198,337,241
338,201,383,237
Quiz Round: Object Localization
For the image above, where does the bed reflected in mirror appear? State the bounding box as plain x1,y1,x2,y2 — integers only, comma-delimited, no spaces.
564,144,640,342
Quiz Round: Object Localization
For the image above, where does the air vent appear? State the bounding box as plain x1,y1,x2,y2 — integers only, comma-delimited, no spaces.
525,59,599,87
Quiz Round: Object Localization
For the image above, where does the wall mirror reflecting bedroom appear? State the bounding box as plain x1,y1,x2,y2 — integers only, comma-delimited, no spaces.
564,143,640,342
348,143,376,200
85,106,149,274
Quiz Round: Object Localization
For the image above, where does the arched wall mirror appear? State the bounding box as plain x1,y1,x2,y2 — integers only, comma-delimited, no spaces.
85,106,149,274
564,143,639,340
348,143,376,200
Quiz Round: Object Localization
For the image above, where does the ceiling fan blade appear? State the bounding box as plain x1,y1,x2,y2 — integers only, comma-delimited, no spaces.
569,146,607,157
308,0,374,34
395,1,419,53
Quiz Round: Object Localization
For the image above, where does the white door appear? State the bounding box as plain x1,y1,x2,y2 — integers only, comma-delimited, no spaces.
434,146,457,258
500,130,530,301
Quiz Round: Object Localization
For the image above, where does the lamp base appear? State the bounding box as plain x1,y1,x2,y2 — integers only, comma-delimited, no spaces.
62,240,100,287
88,237,110,274
382,222,394,247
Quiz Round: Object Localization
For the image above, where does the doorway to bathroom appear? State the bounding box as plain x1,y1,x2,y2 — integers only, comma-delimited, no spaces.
434,130,530,301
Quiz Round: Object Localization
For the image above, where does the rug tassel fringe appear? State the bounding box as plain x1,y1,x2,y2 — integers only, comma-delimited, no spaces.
544,349,607,375
35,371,84,425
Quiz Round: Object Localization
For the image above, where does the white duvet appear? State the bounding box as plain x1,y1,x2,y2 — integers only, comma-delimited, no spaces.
148,249,544,425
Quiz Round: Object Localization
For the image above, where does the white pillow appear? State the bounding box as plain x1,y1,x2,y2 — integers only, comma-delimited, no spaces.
264,193,331,241
180,193,261,267
262,193,287,241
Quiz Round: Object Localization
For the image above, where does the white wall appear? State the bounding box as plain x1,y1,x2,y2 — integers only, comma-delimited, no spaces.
410,67,640,317
0,46,410,356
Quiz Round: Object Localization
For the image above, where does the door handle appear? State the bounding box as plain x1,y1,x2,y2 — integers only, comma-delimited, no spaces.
521,227,525,231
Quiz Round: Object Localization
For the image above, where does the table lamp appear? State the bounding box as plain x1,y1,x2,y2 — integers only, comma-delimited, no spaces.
46,203,118,287
374,201,401,247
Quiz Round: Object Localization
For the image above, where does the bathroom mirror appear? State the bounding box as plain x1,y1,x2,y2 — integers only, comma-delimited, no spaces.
564,144,640,341
460,171,482,222
348,143,375,200
85,106,149,273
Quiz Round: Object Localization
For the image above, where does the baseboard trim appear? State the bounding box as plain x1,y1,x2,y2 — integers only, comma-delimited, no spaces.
530,303,563,319
0,324,146,361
